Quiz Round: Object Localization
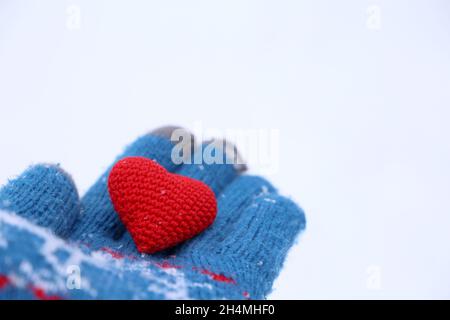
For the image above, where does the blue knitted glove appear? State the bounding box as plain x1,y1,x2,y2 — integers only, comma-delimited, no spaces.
0,127,305,299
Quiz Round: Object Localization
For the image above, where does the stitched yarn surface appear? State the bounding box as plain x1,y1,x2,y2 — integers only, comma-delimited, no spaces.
108,157,217,253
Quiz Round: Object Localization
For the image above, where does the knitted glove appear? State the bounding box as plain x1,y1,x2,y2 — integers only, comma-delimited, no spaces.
0,127,306,300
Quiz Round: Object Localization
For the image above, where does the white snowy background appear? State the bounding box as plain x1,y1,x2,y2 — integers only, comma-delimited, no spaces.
1,0,449,299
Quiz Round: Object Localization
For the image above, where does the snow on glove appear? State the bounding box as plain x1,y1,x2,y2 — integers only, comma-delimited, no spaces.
0,126,306,299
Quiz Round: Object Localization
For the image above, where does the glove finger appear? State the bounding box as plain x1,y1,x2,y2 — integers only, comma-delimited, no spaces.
71,126,195,242
222,194,305,296
0,164,80,238
176,139,245,196
220,194,305,261
188,193,305,298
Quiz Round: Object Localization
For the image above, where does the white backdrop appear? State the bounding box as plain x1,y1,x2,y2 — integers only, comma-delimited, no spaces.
1,1,450,299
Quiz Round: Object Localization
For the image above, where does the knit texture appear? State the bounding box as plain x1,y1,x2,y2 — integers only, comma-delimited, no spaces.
0,128,306,299
108,157,217,253
0,165,79,238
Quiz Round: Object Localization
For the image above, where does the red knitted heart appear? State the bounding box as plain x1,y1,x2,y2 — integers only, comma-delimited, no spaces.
108,156,217,254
